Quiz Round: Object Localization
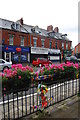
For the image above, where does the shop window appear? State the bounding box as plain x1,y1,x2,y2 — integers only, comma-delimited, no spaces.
33,37,37,47
21,37,24,46
6,53,10,62
49,41,52,49
9,35,13,45
41,39,44,47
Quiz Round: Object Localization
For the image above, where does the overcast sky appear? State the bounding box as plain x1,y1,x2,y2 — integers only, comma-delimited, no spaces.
0,0,79,48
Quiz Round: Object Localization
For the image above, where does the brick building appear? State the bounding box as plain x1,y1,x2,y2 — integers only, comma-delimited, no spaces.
72,43,80,58
0,18,72,63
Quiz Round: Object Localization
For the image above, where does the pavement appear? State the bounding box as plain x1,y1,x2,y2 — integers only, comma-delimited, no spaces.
20,95,80,120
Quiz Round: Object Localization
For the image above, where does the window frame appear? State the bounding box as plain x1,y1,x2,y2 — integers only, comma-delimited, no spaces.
62,42,64,49
33,37,37,47
20,36,24,46
55,41,57,49
66,43,68,50
49,41,52,49
41,39,44,47
9,34,14,45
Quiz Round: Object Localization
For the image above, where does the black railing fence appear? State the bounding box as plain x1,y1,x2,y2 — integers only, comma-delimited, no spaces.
0,78,80,120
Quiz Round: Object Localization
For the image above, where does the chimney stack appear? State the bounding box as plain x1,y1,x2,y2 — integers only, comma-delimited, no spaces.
20,18,23,25
54,27,59,33
47,25,53,32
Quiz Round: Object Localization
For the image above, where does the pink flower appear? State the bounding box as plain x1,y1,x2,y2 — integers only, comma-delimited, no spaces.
18,76,21,79
29,68,33,72
0,73,5,77
35,72,38,77
47,67,50,71
62,67,64,71
4,94,6,97
4,88,6,91
11,64,22,70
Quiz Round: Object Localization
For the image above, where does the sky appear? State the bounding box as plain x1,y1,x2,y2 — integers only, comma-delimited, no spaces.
0,0,79,48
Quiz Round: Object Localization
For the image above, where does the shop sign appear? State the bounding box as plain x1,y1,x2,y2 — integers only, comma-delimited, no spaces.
3,45,30,53
21,48,30,52
48,49,60,54
16,47,21,52
50,56,59,60
31,47,48,54
5,46,15,52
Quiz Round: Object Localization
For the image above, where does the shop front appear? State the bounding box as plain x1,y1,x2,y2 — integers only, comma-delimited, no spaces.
62,50,72,60
2,45,30,63
48,49,61,63
30,47,48,63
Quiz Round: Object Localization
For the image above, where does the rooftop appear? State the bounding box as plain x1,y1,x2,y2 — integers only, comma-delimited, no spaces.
0,18,71,41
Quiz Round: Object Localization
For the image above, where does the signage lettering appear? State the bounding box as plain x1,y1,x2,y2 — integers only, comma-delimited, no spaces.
31,47,48,54
16,47,21,52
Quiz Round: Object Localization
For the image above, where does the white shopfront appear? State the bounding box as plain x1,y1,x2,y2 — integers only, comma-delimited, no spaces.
30,47,61,63
48,49,61,62
30,47,48,62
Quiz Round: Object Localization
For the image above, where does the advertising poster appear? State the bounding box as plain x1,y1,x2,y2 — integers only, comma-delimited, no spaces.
13,54,19,62
21,54,27,61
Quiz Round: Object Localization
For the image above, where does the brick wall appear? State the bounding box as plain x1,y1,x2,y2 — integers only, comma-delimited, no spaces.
0,29,72,51
1,29,30,46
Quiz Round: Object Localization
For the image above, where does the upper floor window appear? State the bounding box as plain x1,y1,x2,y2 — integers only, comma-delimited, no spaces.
55,42,57,49
21,37,24,46
62,42,64,49
71,42,72,49
76,47,78,53
33,37,37,47
49,41,52,49
11,23,20,30
26,36,28,46
9,35,13,45
41,39,44,47
16,23,20,30
66,43,68,50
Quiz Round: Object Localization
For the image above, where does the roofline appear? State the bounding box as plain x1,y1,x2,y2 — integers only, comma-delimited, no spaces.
0,18,15,23
75,42,80,48
0,28,30,34
0,18,71,41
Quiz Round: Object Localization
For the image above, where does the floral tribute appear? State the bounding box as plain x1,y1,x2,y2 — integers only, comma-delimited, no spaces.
37,82,48,110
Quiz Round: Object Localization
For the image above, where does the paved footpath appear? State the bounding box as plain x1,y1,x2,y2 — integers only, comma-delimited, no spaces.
20,95,80,119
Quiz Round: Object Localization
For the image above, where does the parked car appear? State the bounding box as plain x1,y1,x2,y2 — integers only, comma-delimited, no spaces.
65,56,80,63
0,59,12,71
32,58,52,67
65,56,70,61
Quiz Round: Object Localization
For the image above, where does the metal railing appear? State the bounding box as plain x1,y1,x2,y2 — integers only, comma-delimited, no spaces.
0,78,80,120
